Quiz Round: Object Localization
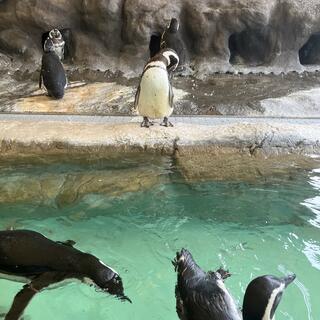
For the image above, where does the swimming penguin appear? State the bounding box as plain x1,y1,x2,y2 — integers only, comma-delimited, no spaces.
161,18,188,69
173,248,295,320
39,38,67,99
173,248,241,320
242,274,296,320
134,48,179,127
0,230,131,320
44,28,65,60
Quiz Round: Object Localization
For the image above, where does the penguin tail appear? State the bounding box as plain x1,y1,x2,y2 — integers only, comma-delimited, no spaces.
283,274,296,287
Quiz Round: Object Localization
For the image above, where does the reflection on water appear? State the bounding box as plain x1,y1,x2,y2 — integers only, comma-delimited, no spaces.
0,159,319,320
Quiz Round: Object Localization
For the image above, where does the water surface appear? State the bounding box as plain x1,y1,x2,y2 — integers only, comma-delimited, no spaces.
0,157,319,320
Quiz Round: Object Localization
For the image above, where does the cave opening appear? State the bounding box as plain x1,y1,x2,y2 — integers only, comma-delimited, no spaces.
41,28,74,61
149,32,162,58
299,33,320,65
228,29,271,66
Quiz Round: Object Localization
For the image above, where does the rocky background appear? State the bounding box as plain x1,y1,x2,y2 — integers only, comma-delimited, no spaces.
1,0,320,76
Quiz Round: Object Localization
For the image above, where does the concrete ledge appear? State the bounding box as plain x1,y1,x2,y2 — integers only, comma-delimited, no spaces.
0,118,319,156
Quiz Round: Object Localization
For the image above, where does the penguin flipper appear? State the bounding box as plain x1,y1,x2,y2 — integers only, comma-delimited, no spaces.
56,240,76,247
133,85,140,113
39,71,42,89
5,272,67,320
175,285,189,320
169,83,174,109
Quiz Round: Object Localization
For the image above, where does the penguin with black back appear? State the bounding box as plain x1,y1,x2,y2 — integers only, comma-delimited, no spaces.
161,18,188,70
173,248,241,320
0,230,131,320
242,274,296,320
173,248,296,320
134,48,179,128
39,38,67,99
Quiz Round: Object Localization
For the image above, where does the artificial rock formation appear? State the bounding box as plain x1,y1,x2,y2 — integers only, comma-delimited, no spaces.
1,0,320,76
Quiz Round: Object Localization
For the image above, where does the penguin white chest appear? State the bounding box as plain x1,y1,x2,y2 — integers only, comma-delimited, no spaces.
137,67,173,119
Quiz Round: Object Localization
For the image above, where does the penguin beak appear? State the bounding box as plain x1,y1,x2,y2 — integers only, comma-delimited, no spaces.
118,294,132,303
283,274,296,287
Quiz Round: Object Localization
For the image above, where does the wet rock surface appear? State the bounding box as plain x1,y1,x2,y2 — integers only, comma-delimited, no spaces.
1,0,320,75
0,154,170,206
0,149,319,207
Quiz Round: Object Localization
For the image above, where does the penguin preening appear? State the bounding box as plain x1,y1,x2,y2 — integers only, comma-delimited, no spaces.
134,48,179,128
39,38,67,99
0,230,131,320
161,18,188,70
173,249,295,320
44,28,65,60
41,28,74,61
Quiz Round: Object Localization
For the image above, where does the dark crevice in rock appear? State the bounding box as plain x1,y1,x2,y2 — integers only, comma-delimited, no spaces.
149,32,162,58
229,29,273,66
299,33,320,65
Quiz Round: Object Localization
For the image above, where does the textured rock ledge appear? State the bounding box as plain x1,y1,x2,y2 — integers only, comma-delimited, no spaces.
0,119,319,155
0,118,319,205
1,0,320,75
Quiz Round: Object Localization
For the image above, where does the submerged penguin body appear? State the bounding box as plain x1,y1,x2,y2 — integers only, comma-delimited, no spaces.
0,229,131,320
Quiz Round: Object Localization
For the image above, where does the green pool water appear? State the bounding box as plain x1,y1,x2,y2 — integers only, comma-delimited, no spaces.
0,156,319,320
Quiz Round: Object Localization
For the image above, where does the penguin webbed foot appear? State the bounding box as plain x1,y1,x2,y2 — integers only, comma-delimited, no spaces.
140,117,154,128
160,117,173,127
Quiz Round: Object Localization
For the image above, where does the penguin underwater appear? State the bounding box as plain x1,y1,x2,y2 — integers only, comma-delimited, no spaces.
134,48,179,128
39,38,67,99
173,248,296,320
0,230,131,320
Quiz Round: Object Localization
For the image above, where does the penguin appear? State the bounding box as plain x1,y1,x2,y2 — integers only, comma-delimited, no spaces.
173,248,296,320
44,28,65,60
39,38,67,99
161,18,188,70
134,48,179,127
0,230,131,320
41,28,74,61
242,274,296,320
173,248,241,320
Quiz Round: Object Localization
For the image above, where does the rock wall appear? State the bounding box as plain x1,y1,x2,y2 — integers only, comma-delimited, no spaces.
1,0,320,76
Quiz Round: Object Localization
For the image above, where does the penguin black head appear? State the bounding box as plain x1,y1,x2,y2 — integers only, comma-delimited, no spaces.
89,259,132,303
168,18,179,33
43,38,55,53
242,274,296,320
49,28,63,40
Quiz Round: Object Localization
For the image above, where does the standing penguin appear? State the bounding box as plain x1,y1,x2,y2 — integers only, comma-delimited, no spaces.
242,274,296,320
161,18,188,69
173,248,296,320
134,48,179,127
39,38,67,99
44,28,65,60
